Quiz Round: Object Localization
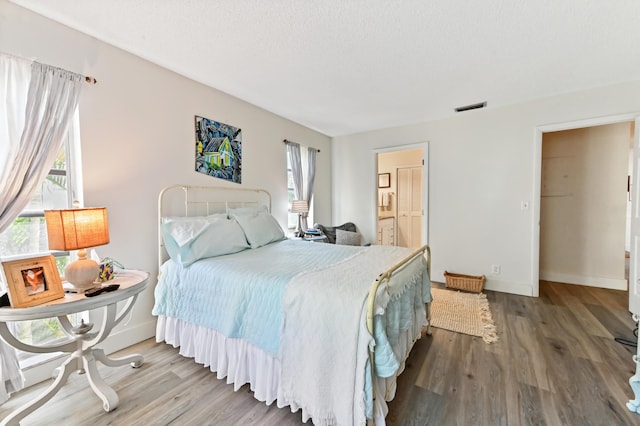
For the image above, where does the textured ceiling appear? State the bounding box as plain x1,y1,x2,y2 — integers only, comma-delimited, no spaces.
9,0,640,136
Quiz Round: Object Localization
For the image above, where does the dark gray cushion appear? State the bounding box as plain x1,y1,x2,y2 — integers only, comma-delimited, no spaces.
335,229,362,246
313,222,357,244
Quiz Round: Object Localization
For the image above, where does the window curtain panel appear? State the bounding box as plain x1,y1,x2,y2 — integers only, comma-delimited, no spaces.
286,142,318,231
287,142,305,228
303,147,317,230
0,59,84,231
0,54,84,403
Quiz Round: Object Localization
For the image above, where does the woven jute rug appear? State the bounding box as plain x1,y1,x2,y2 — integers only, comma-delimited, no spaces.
430,287,498,343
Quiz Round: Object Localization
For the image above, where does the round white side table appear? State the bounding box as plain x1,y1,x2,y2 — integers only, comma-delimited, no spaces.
0,269,149,426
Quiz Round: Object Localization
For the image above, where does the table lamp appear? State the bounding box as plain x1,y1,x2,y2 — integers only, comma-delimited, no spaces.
291,200,309,237
44,207,110,292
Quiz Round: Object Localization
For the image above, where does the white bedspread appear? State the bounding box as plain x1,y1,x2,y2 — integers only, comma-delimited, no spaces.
279,245,426,426
153,239,363,356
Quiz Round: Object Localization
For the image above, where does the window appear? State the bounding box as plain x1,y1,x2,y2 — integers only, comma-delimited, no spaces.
0,113,84,366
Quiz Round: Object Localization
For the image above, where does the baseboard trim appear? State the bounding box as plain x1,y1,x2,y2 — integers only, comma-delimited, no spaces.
484,279,535,296
539,271,628,290
433,279,535,296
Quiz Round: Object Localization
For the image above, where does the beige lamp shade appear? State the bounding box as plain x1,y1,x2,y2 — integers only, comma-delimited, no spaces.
45,208,110,291
291,200,309,214
45,208,110,250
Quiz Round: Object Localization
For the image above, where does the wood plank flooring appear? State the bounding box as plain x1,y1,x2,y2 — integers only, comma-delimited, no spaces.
1,281,638,425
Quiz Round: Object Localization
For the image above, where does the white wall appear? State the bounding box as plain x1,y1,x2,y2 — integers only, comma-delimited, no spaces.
333,83,640,296
0,0,331,382
540,123,630,290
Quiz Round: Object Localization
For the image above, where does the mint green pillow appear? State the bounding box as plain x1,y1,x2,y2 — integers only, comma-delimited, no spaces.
162,215,249,265
228,207,285,249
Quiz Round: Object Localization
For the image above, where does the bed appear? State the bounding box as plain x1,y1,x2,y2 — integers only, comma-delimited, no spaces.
152,184,432,425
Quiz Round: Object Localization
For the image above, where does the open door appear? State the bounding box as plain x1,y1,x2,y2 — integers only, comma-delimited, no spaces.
627,117,640,414
629,118,640,316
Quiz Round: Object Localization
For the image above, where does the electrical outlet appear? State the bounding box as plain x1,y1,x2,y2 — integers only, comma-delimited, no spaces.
491,264,501,275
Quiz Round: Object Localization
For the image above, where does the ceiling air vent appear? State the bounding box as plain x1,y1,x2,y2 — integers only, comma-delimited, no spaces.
455,101,487,113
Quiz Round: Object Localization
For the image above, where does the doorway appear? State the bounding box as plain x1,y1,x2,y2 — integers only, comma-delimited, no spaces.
376,146,425,249
539,123,631,290
533,114,638,297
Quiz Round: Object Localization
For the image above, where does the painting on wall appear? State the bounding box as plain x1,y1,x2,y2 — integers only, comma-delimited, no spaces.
195,115,242,184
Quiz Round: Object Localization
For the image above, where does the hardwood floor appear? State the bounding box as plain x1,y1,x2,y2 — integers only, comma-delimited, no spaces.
1,281,638,425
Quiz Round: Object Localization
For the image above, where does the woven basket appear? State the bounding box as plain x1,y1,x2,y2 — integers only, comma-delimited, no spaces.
443,271,486,293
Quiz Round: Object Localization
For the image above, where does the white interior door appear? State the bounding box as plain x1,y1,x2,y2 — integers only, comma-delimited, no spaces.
629,117,640,316
397,166,422,249
627,117,640,417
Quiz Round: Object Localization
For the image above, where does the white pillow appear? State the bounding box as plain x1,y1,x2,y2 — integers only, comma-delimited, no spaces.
162,216,249,266
336,229,362,246
162,217,209,247
228,207,285,249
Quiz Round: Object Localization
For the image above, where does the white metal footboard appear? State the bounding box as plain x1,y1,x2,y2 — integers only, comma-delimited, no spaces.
366,244,431,421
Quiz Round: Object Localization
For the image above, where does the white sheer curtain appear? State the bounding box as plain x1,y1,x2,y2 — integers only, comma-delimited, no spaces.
0,59,83,230
303,147,317,230
286,141,318,231
0,54,84,403
287,142,304,203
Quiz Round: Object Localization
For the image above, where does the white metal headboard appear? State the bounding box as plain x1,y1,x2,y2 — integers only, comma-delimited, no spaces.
157,184,272,268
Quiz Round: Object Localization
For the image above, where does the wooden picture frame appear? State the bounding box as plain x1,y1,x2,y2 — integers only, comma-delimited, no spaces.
378,173,390,188
1,255,64,308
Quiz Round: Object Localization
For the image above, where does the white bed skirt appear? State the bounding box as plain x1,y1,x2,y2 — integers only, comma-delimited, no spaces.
156,315,283,405
155,315,424,425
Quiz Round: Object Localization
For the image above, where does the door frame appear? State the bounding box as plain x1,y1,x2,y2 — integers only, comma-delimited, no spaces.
532,113,639,297
374,142,429,247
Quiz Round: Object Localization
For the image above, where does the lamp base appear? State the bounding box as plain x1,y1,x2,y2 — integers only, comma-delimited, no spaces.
64,256,99,292
63,282,96,294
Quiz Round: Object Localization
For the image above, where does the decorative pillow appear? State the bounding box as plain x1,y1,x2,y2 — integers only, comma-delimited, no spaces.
228,207,285,249
162,216,249,266
314,222,357,244
335,229,362,246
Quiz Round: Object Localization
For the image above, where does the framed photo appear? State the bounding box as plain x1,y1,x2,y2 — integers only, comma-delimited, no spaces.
1,255,64,308
378,173,391,188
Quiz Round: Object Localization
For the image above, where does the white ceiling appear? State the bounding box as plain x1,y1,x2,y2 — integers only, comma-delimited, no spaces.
9,0,640,136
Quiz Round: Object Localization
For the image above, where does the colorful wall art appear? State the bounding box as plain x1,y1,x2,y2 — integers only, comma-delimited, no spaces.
195,115,242,183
